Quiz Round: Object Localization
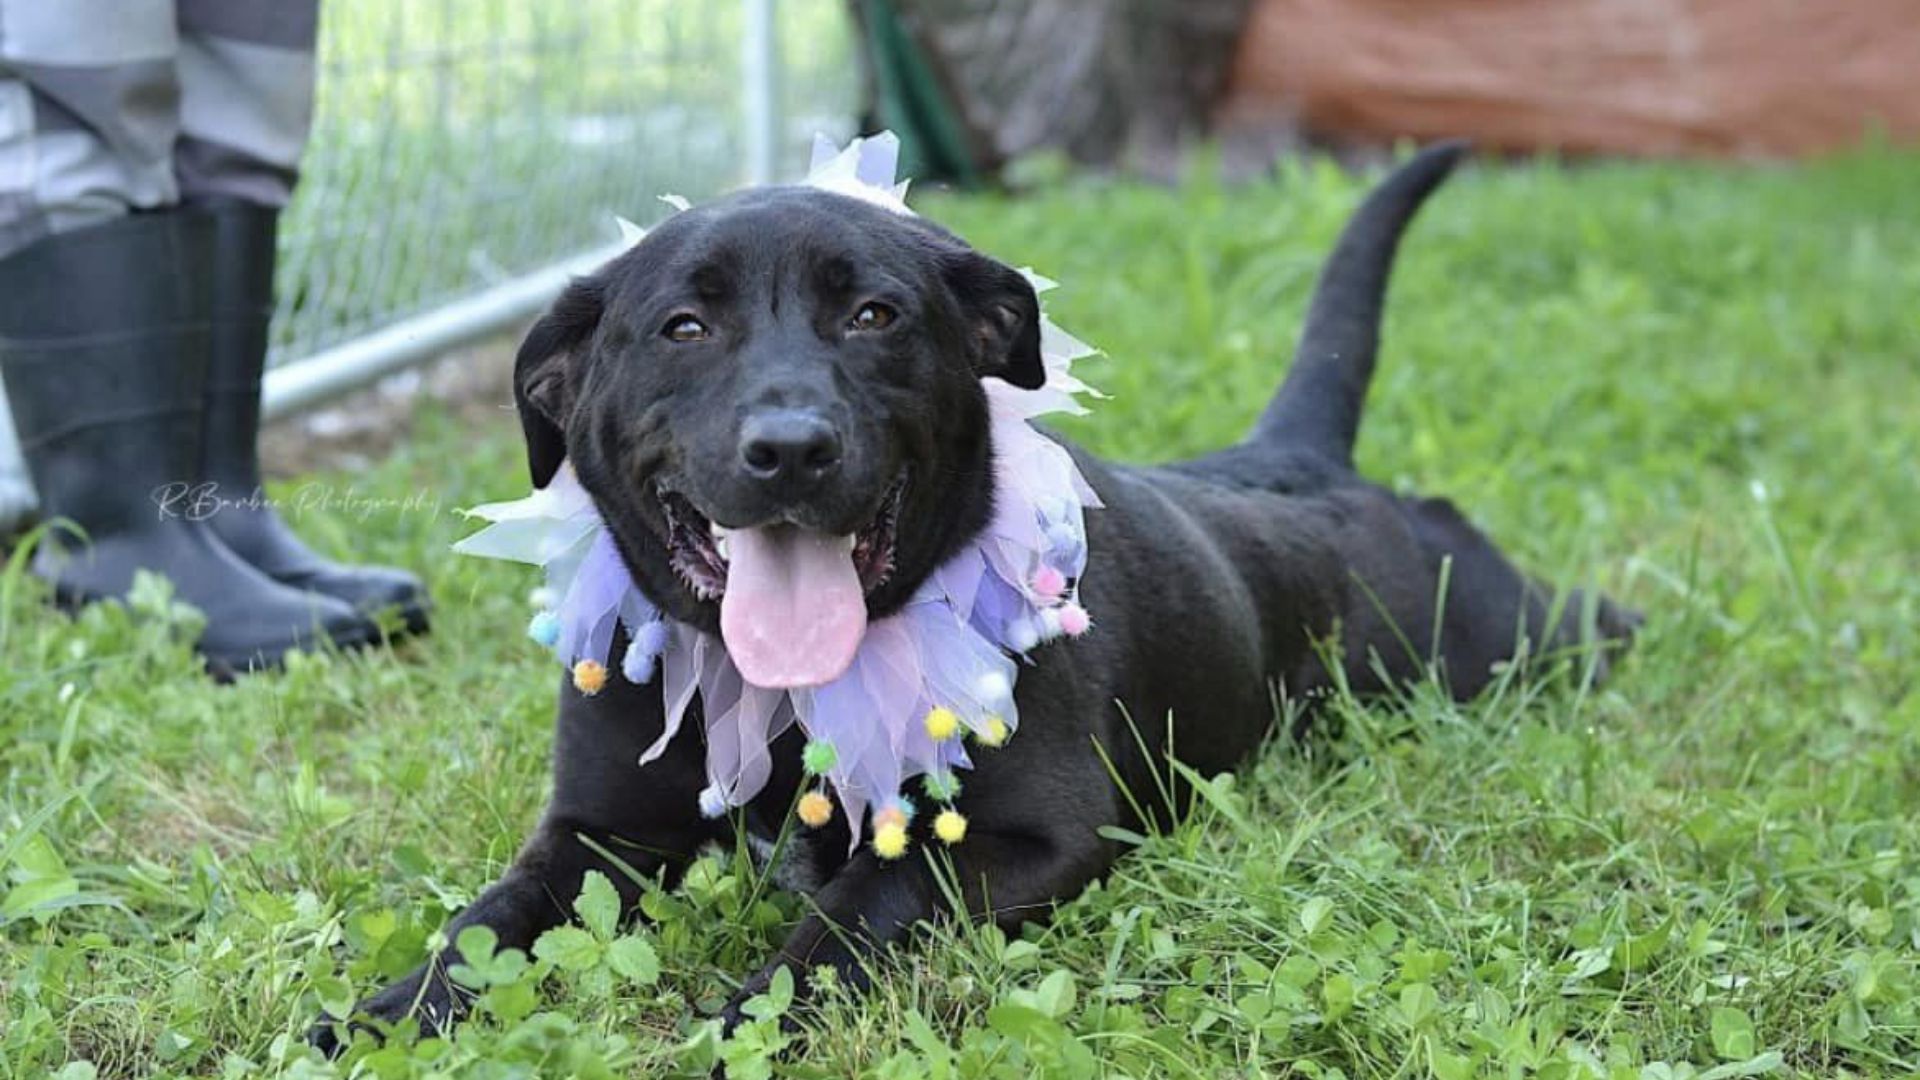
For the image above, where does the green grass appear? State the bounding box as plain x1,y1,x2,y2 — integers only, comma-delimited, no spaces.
5,146,1919,1078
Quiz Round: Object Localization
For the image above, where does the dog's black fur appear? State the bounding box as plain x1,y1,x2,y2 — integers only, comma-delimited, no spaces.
317,142,1636,1050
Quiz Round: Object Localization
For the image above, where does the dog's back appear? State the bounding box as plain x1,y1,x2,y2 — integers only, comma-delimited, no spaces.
1056,145,1638,806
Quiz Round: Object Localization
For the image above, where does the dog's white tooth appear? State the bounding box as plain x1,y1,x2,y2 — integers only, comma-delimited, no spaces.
842,534,857,553
715,534,730,561
710,522,728,539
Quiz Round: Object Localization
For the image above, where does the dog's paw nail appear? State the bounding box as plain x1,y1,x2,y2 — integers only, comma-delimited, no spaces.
718,998,749,1036
307,1019,347,1058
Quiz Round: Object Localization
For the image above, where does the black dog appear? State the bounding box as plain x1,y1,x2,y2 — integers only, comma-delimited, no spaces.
318,141,1635,1048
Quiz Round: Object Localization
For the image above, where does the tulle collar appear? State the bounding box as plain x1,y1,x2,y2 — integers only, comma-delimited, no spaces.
456,134,1102,855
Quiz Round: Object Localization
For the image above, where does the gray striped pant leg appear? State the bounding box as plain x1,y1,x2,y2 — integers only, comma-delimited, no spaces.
0,0,182,258
175,0,320,207
0,1,182,527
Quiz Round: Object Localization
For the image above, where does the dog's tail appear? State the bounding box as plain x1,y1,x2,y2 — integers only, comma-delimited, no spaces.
1248,140,1468,465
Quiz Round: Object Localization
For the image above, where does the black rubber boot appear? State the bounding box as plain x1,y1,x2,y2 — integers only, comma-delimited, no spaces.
195,200,430,635
0,212,379,676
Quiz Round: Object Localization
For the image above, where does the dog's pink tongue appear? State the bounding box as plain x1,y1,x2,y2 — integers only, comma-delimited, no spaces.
720,525,866,688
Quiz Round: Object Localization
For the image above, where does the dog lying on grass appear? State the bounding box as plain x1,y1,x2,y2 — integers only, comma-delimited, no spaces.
316,139,1636,1050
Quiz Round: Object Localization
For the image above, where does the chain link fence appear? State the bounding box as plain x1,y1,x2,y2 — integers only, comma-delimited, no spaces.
275,0,857,369
272,0,858,374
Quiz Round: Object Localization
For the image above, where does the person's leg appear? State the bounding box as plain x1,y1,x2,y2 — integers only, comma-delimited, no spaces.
0,0,378,673
173,0,318,208
0,1,183,529
0,0,183,249
175,0,429,632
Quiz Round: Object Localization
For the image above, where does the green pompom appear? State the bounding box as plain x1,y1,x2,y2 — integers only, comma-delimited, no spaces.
802,739,839,776
921,770,962,801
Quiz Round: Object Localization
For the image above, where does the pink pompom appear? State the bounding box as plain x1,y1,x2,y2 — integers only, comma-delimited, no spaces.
1057,602,1091,637
1030,564,1067,601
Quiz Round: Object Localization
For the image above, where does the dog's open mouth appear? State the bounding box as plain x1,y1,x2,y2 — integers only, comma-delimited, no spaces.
657,476,905,688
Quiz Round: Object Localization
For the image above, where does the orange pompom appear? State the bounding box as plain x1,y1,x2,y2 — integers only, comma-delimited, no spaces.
571,659,608,695
797,790,834,827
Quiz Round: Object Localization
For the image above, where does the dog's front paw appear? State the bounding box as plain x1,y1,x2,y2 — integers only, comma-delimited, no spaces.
307,972,466,1058
306,1014,350,1059
717,969,771,1036
721,957,810,1037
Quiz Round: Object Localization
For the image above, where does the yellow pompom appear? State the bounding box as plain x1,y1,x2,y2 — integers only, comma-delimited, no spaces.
924,706,961,742
571,659,608,695
872,821,909,859
796,791,834,828
934,809,968,845
977,715,1010,747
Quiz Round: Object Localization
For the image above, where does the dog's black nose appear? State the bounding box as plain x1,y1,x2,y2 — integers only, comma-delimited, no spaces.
739,410,843,486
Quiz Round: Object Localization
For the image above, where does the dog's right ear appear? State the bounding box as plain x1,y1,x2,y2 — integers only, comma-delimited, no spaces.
514,276,606,488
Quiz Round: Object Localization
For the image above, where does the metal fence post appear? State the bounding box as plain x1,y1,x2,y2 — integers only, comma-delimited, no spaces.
743,0,780,185
260,242,630,422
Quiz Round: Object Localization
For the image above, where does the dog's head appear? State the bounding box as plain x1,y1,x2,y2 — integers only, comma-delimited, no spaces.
513,186,1043,687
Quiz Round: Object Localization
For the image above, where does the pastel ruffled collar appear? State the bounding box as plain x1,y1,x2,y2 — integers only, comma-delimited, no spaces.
455,134,1102,856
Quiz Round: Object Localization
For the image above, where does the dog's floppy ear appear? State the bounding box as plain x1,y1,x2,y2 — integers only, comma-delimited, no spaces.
514,276,605,487
942,251,1045,390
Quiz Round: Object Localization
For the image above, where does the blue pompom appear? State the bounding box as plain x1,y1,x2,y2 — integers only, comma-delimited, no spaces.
527,611,561,648
1007,616,1041,653
620,641,657,684
697,785,727,819
621,619,670,684
633,619,671,657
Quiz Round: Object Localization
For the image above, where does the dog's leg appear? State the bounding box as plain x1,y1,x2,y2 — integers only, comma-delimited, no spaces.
721,793,1114,1028
312,672,713,1053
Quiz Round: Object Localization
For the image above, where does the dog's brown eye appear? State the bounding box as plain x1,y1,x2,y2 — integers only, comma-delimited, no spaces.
664,315,709,343
849,303,895,333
